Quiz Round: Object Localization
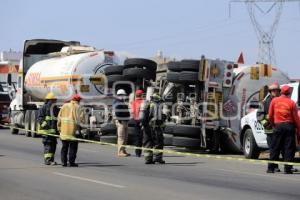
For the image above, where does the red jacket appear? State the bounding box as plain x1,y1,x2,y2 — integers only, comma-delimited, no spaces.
131,98,144,121
268,95,300,134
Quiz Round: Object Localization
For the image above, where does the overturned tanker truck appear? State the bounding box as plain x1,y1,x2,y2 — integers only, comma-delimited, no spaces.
155,58,289,154
9,39,157,139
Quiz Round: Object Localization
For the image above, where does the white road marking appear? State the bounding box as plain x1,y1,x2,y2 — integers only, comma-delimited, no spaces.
53,172,126,188
216,168,300,182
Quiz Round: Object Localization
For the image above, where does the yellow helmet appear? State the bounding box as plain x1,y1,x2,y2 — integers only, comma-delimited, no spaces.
45,92,57,100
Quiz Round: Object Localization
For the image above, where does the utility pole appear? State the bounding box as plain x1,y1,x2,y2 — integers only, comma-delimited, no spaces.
230,0,300,65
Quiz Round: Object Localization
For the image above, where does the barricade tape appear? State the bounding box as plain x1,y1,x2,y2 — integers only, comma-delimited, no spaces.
1,123,300,167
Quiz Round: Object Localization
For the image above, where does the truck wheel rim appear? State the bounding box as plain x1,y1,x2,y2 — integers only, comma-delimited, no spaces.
245,136,251,155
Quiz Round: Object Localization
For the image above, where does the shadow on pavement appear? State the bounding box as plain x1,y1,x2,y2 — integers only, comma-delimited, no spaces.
164,162,204,166
77,162,125,167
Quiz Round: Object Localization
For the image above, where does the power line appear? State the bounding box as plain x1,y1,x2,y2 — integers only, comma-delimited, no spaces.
229,0,300,65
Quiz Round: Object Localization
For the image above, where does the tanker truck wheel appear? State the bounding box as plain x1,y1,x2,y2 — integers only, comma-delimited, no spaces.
124,58,157,71
24,110,32,137
172,137,201,148
171,124,201,138
106,75,125,87
30,110,39,138
243,129,260,159
123,68,156,81
180,59,201,71
166,72,181,83
167,61,181,72
104,65,125,76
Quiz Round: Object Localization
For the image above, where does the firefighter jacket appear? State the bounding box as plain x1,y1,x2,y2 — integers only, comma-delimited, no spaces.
131,97,144,121
57,101,84,141
38,101,59,135
269,95,300,134
149,101,166,127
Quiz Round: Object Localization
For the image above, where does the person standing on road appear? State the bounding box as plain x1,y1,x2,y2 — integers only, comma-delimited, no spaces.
140,93,166,164
57,94,83,167
267,85,300,174
38,92,60,165
113,89,131,157
260,83,281,172
131,89,145,157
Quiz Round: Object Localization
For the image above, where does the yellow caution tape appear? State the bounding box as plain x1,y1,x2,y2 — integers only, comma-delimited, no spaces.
1,123,300,166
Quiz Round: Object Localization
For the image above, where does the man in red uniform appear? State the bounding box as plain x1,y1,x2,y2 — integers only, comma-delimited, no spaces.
268,85,300,174
131,89,145,157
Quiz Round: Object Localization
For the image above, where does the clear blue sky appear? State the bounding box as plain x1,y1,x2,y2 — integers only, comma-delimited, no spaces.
1,0,299,78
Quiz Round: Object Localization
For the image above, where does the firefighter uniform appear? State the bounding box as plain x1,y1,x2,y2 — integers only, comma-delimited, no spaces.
38,92,59,165
260,83,281,171
131,90,145,157
267,85,300,174
57,95,83,167
140,94,166,164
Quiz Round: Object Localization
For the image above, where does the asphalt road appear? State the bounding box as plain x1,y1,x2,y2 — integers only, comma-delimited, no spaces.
1,129,300,200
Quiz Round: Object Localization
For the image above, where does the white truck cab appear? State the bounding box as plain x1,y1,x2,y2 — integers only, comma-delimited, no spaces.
241,82,300,158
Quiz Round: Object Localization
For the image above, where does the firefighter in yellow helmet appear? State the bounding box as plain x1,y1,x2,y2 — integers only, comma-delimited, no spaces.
57,94,84,167
38,92,60,165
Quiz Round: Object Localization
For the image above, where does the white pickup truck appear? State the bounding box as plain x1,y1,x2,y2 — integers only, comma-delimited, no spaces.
241,82,300,158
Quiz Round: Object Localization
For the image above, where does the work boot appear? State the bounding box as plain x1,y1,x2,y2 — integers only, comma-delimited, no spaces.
118,152,130,157
145,160,155,164
44,161,51,165
69,163,79,167
135,149,142,157
50,161,57,166
154,158,165,164
274,168,281,173
62,163,68,167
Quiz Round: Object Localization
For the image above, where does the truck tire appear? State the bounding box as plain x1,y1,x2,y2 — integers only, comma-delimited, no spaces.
164,123,176,134
123,68,156,80
30,110,39,138
180,59,200,71
124,58,157,71
166,72,180,83
163,134,173,146
243,129,260,159
100,123,117,135
167,61,181,72
180,71,199,82
104,65,124,75
172,125,201,138
172,136,201,148
100,135,117,144
24,110,32,137
106,75,125,87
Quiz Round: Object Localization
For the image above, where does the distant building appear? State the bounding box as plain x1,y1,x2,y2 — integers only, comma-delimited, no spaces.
0,50,22,65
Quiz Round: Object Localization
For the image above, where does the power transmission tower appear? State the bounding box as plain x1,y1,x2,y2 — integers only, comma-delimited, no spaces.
230,0,300,65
